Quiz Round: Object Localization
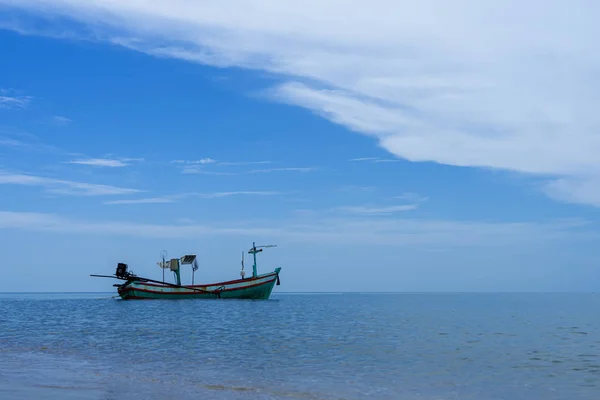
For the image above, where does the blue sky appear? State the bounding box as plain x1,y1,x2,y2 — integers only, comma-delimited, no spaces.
0,1,599,292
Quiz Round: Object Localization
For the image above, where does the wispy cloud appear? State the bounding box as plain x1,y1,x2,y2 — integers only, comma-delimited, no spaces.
0,137,25,148
197,190,280,198
104,197,177,205
2,2,599,206
218,161,272,166
305,191,428,216
337,185,376,193
0,89,31,110
394,192,429,203
0,96,30,109
0,128,62,154
0,171,142,196
181,166,315,175
64,157,143,168
0,210,277,239
349,157,379,162
173,158,275,175
0,210,589,246
52,116,72,126
349,157,399,163
374,159,401,163
171,158,270,166
248,167,315,174
171,157,217,165
66,158,130,168
104,190,280,205
541,176,600,208
334,204,419,215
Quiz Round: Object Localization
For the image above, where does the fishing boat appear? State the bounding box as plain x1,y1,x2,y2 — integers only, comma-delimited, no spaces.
91,242,281,300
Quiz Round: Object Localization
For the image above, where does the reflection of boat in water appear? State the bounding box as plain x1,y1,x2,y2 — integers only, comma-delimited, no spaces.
91,242,281,300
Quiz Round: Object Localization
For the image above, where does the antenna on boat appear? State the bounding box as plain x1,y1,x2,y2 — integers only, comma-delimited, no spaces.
159,250,168,283
240,251,246,279
191,257,199,285
248,242,277,278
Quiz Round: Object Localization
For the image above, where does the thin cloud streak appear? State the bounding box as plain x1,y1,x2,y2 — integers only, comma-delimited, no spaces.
0,210,590,246
0,95,31,109
66,158,130,167
104,197,177,205
0,128,67,154
171,158,270,166
334,204,419,215
52,116,72,125
337,185,376,192
64,157,144,168
0,137,25,147
349,157,379,162
104,190,281,205
0,171,142,196
394,192,429,203
181,166,315,175
349,157,400,163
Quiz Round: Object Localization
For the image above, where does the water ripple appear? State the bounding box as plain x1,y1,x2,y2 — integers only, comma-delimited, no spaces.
0,293,599,399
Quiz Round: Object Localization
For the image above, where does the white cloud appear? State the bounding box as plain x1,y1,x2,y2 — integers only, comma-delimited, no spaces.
0,171,142,196
0,96,30,109
335,204,419,215
197,191,280,198
181,166,315,175
65,158,133,167
0,88,31,109
394,193,429,203
171,158,270,166
0,210,271,238
0,129,61,153
104,190,280,205
247,167,314,174
1,1,599,204
52,116,72,125
191,158,217,165
349,157,399,163
337,185,376,193
0,137,25,147
542,176,600,208
172,158,276,174
104,197,177,205
0,210,590,246
218,161,272,166
349,157,379,162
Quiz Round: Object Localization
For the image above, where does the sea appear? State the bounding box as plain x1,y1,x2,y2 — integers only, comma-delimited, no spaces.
0,292,599,400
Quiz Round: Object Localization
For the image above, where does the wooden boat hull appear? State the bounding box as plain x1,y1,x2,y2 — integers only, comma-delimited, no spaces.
116,268,281,300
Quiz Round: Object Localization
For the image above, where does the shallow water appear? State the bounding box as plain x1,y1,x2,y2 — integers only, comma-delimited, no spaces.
1,292,599,399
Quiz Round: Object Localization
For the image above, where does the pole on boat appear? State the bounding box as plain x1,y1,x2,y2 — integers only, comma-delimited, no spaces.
192,258,198,285
240,251,246,280
248,242,277,278
160,250,167,283
170,258,181,286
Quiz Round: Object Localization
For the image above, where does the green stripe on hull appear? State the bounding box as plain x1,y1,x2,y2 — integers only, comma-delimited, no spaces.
118,275,278,300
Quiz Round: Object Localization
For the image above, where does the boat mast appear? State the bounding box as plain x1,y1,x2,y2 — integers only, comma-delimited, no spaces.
248,242,277,278
240,251,246,279
170,258,181,286
160,250,167,283
192,258,198,285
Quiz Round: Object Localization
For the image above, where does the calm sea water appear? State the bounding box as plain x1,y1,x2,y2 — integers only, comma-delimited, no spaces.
1,292,599,399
